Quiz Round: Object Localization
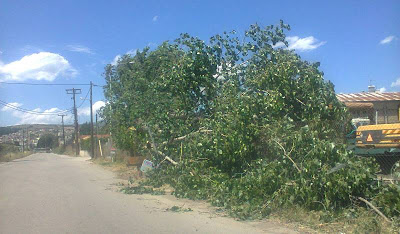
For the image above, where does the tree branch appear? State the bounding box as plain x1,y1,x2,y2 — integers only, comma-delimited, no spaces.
161,128,212,145
358,197,391,223
143,123,178,166
273,139,301,173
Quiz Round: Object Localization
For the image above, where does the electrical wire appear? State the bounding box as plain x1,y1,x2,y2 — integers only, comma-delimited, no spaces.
93,84,107,88
0,100,73,115
0,84,91,115
0,83,93,116
0,81,91,86
0,102,71,116
76,88,90,109
0,101,71,115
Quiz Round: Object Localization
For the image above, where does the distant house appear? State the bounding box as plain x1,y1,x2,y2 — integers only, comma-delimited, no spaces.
337,86,400,125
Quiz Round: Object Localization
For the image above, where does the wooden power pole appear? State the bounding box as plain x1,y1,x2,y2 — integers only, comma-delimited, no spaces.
96,113,99,158
90,81,95,158
22,129,25,153
66,88,81,156
58,114,66,146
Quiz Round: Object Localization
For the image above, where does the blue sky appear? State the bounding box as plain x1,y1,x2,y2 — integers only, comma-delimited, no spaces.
0,0,399,126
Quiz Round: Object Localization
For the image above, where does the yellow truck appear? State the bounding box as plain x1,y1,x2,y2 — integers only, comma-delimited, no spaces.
354,123,400,173
356,123,400,148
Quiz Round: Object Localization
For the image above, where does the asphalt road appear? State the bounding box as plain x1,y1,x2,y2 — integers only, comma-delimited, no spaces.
0,153,297,234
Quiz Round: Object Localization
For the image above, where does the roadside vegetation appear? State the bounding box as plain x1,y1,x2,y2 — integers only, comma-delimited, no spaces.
37,133,59,149
0,143,31,162
101,21,400,232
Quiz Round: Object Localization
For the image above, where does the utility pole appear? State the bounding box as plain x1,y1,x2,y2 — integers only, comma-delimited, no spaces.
90,81,95,158
22,129,25,153
26,128,29,151
26,128,28,151
66,88,81,156
96,113,99,158
96,113,99,137
58,114,66,146
109,79,113,157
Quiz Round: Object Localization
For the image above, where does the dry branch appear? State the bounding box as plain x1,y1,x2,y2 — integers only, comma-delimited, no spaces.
273,139,301,172
144,123,178,166
152,149,178,166
165,156,178,165
358,197,391,223
161,128,212,145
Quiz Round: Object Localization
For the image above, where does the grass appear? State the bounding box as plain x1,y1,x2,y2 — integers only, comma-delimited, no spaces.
0,151,32,162
0,143,32,162
53,145,77,156
91,156,144,181
270,205,399,233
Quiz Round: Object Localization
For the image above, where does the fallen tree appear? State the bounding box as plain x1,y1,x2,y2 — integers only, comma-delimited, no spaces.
102,21,400,230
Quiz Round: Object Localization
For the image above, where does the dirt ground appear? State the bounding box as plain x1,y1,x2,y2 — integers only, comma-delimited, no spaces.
91,157,399,234
91,157,313,233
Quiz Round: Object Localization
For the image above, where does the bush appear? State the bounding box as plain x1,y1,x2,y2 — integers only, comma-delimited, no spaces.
80,138,108,151
374,184,400,217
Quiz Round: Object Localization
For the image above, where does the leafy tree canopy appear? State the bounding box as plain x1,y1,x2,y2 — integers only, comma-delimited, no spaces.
37,134,59,149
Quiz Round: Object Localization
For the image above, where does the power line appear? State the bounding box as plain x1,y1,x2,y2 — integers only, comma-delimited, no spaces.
0,100,73,115
0,100,72,114
0,101,72,115
0,81,91,86
0,85,90,116
76,88,90,109
0,102,59,115
93,84,107,88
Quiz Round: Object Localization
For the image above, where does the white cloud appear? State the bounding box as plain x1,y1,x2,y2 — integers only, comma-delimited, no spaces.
378,87,386,92
110,49,137,66
1,102,72,124
273,36,326,51
380,36,396,45
152,15,158,22
285,36,326,51
111,55,121,66
0,52,77,82
78,101,105,116
67,45,94,54
126,49,137,55
391,77,400,87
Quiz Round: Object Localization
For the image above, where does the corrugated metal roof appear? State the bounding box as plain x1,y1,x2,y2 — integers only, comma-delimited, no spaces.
344,102,374,109
337,92,400,102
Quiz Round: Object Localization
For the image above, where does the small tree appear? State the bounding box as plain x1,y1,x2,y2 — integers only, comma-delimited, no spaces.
79,122,91,135
37,134,59,149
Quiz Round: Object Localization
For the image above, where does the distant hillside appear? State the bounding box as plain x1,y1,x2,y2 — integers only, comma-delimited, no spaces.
11,124,61,129
0,127,19,136
0,124,73,136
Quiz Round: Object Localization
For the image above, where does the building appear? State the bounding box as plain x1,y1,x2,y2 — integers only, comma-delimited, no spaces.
337,85,400,125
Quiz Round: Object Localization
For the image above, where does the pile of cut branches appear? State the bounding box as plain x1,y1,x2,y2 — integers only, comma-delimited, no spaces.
102,21,400,229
